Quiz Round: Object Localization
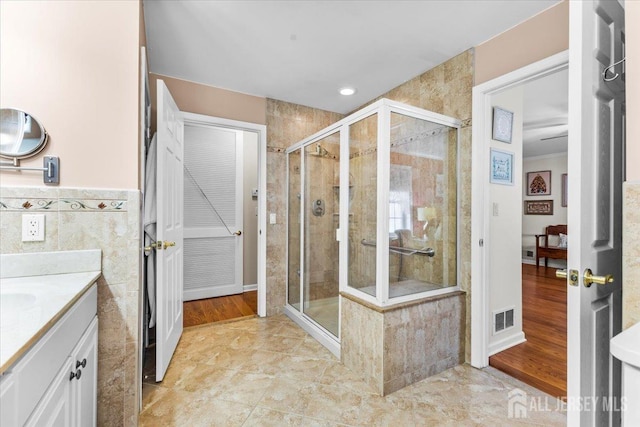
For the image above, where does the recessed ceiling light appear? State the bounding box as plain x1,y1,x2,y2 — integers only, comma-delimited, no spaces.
339,87,356,96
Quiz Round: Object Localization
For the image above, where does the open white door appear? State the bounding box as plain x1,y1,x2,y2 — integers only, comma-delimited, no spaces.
567,0,624,425
155,80,184,381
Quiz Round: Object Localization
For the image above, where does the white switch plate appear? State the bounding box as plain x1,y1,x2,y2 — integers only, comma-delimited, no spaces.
22,214,45,241
493,202,499,216
269,213,277,224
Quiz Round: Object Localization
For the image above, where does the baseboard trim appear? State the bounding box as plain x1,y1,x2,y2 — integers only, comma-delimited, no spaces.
489,331,526,356
243,284,258,292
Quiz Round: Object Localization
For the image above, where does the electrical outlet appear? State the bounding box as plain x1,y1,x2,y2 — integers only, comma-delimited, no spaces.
22,214,45,242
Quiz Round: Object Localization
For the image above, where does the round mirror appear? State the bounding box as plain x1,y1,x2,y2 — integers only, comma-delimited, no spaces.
0,108,48,160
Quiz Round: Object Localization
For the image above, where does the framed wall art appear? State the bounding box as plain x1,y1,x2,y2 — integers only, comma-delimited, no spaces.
490,148,514,185
561,173,568,207
492,107,513,143
524,200,554,215
526,170,551,196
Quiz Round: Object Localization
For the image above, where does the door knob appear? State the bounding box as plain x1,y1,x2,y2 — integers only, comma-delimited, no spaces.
583,268,614,287
233,231,242,236
163,241,176,248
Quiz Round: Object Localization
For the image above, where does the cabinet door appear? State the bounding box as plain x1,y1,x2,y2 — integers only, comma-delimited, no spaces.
70,317,98,427
25,358,73,427
0,372,18,426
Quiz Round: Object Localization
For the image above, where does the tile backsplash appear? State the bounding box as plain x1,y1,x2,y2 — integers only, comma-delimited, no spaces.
0,186,141,427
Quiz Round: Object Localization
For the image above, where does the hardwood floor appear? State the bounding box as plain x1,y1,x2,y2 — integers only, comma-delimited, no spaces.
183,291,258,328
489,264,567,398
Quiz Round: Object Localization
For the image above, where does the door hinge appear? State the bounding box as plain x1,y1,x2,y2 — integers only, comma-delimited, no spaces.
479,238,484,247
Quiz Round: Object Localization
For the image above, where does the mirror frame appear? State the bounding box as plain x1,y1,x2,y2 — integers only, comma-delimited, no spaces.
0,108,49,160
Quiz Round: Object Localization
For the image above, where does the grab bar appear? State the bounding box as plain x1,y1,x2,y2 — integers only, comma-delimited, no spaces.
361,239,435,257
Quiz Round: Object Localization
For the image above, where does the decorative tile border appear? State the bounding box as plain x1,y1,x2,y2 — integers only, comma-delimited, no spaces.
0,199,57,211
0,198,127,212
59,199,127,212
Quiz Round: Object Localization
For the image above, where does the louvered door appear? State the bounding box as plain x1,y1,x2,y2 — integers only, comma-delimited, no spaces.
183,123,244,300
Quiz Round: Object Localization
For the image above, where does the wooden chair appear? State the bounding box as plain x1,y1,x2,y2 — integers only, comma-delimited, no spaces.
535,225,568,268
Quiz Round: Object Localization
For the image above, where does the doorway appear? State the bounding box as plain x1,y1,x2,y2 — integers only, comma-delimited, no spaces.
181,112,265,326
470,50,569,380
486,67,569,398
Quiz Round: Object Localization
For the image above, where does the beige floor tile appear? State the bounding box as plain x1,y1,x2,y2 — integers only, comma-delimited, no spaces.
242,407,307,427
140,315,567,427
257,376,311,415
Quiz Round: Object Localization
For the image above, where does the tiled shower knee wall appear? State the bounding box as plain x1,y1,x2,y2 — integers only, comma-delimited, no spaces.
623,182,640,329
0,186,141,426
341,292,466,396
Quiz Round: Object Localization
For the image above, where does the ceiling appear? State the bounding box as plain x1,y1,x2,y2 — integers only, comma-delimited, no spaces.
522,68,568,157
144,0,560,114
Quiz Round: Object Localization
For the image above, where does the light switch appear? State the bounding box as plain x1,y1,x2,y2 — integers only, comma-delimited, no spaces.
493,202,499,216
270,213,277,224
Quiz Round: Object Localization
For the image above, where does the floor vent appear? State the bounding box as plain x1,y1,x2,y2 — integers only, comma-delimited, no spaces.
493,308,515,334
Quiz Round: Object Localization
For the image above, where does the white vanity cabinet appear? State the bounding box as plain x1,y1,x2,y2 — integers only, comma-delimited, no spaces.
26,318,98,427
0,282,98,427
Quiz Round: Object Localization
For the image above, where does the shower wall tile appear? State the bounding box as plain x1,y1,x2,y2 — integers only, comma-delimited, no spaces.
623,182,640,329
341,292,465,396
381,293,465,394
340,296,385,393
265,99,343,315
0,185,141,427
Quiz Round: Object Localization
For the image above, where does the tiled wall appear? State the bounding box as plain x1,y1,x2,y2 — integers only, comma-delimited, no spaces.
265,100,343,315
0,186,140,426
623,182,640,328
341,292,466,395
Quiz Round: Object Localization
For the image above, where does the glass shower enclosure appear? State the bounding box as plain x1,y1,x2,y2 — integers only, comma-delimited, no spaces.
285,99,461,356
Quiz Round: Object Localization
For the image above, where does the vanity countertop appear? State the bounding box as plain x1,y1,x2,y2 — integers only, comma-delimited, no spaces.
0,270,101,375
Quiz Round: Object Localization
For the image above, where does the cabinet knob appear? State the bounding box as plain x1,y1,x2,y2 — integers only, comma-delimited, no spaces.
69,369,82,381
76,358,87,369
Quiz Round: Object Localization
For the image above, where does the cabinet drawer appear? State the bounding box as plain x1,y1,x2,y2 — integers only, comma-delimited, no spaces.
13,284,97,426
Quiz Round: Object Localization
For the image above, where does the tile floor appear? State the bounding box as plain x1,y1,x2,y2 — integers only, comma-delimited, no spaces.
140,315,566,426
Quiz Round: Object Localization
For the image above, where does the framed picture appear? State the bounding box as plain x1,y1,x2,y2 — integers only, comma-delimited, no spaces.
524,200,554,215
492,107,514,143
490,148,514,185
561,173,568,207
526,170,552,196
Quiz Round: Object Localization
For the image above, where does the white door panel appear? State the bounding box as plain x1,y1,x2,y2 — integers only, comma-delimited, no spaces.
183,125,244,301
567,1,624,425
156,80,184,382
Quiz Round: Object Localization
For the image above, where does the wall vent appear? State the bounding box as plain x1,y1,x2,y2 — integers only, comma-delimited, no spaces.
493,307,515,334
522,247,535,260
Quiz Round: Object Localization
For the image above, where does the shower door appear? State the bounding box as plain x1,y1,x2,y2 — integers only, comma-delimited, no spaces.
287,131,341,339
302,133,340,337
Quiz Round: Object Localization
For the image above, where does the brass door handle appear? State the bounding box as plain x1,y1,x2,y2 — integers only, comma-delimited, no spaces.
556,269,581,286
233,231,242,236
583,268,614,287
144,241,175,251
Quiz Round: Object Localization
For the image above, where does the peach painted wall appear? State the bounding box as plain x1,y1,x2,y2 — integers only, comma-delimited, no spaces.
474,1,568,85
0,1,140,189
148,73,266,129
627,2,640,181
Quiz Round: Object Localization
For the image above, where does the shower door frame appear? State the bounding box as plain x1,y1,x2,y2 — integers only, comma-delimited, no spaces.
285,124,345,358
